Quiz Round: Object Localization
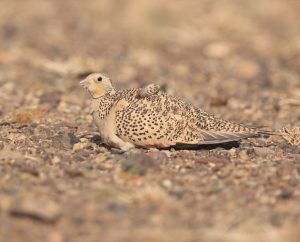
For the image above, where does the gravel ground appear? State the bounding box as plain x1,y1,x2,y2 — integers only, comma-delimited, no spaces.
0,0,300,241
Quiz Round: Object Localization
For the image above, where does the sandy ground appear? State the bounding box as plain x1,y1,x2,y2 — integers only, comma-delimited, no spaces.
0,0,300,241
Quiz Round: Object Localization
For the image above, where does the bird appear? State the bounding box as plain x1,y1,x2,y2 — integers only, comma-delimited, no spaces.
80,73,272,151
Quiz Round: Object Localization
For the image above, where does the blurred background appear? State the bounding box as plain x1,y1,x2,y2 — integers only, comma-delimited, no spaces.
0,0,299,126
0,0,300,242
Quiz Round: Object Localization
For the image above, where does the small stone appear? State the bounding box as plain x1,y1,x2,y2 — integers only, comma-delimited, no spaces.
281,126,300,148
39,91,61,110
93,154,108,163
52,156,61,164
162,179,172,188
149,151,169,164
179,167,187,173
230,58,260,79
175,165,181,170
228,148,237,157
275,189,293,200
65,168,84,178
210,94,228,107
0,141,4,150
52,132,80,150
239,150,250,160
19,165,40,177
204,41,232,58
254,147,275,158
122,153,160,176
72,142,87,152
10,196,61,223
48,232,64,242
169,188,185,199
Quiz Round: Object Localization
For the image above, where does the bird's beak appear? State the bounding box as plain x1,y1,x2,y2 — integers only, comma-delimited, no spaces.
79,79,86,86
79,79,88,89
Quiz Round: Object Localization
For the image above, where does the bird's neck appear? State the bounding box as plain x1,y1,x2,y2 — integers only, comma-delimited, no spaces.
90,86,116,99
107,87,116,96
91,94,116,119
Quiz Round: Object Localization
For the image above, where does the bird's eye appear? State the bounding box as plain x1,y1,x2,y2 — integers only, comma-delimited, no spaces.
97,77,103,82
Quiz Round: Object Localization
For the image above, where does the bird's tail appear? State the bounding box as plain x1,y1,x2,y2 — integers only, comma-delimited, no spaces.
257,130,281,136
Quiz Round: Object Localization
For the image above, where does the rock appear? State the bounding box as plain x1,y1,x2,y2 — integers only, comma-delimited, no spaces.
204,41,233,58
10,196,61,223
239,150,250,160
149,151,169,164
122,153,160,176
18,165,40,177
72,142,88,152
65,168,84,178
52,132,80,150
162,179,172,188
52,156,61,164
229,57,260,79
93,154,108,163
39,91,61,110
169,188,185,199
254,147,275,158
275,188,293,200
210,94,229,107
228,148,237,157
0,141,4,150
281,126,300,148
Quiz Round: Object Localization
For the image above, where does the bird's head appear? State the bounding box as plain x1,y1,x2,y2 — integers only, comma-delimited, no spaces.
80,73,115,98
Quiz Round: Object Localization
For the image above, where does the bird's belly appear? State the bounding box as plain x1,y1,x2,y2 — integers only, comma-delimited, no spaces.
116,122,175,148
93,112,116,144
119,135,174,148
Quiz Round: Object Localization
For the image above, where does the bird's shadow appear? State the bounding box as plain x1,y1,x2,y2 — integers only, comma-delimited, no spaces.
170,142,240,150
90,135,240,151
90,135,112,150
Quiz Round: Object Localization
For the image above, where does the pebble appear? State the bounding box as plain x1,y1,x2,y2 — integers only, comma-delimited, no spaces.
122,153,160,176
162,179,172,188
230,57,260,79
228,148,237,157
52,156,61,164
10,196,61,223
239,150,251,160
204,41,233,58
254,147,275,157
72,142,87,152
93,154,108,163
0,141,4,150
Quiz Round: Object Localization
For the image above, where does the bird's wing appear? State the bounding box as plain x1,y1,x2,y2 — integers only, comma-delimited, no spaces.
136,84,161,98
194,130,257,145
170,120,258,145
115,93,259,147
115,95,185,147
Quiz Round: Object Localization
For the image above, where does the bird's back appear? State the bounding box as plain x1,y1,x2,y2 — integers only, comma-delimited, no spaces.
114,89,259,148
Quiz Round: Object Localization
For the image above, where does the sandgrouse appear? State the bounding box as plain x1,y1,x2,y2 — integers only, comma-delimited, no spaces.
80,73,270,151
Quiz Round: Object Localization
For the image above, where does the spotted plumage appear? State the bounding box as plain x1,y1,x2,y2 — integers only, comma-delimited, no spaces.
136,84,160,98
80,73,270,151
